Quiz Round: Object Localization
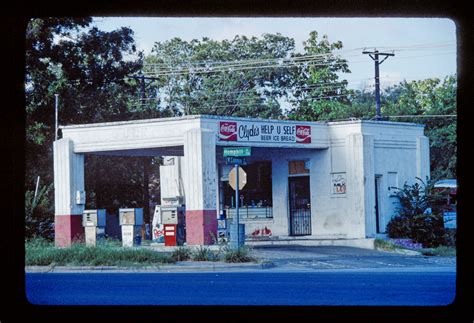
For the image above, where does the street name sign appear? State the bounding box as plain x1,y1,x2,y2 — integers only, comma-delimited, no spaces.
223,147,251,157
225,157,247,165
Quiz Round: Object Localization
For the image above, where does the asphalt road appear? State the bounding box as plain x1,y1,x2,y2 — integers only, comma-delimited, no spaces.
25,271,456,306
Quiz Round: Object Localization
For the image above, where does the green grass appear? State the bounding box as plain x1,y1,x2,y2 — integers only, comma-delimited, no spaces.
25,237,175,266
374,238,403,251
375,238,456,257
419,246,456,257
25,237,258,266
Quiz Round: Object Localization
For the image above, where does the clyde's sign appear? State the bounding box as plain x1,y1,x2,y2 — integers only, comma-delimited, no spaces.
219,121,311,144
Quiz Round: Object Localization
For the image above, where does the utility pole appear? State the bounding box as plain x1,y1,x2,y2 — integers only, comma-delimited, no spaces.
54,94,59,141
362,49,394,120
128,74,160,233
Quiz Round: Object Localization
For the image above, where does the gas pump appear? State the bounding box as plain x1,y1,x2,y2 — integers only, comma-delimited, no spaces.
119,208,143,247
82,209,106,246
152,199,185,246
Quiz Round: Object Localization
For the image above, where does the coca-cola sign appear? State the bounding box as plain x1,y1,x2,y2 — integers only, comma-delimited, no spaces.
219,122,237,141
296,125,311,144
218,120,311,144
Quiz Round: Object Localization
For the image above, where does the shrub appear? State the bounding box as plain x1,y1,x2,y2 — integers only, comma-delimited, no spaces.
386,177,447,248
25,183,54,240
223,246,256,263
191,246,218,261
443,229,456,247
171,246,192,261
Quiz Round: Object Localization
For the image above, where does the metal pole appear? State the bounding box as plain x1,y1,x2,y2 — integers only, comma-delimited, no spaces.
54,94,59,141
373,51,381,120
235,164,239,247
33,176,40,206
140,75,146,104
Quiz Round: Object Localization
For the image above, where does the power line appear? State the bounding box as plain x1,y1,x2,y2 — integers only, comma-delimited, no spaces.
131,93,356,110
142,59,354,77
143,49,362,69
141,42,454,75
128,82,351,103
143,41,453,71
387,115,457,118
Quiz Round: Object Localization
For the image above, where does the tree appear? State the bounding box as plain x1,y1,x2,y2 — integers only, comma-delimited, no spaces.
382,76,457,179
287,31,352,121
143,32,350,119
25,18,148,237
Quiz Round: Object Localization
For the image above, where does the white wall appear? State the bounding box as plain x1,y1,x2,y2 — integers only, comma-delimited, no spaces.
54,138,85,215
57,116,428,241
324,121,428,237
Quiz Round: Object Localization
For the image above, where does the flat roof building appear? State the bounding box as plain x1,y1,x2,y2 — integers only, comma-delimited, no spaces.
53,115,429,248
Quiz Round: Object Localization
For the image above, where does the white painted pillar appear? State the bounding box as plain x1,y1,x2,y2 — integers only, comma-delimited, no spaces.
416,136,430,181
182,128,218,245
346,133,374,238
53,138,85,247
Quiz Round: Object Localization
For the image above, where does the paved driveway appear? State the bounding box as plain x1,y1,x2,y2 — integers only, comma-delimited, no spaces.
250,245,456,271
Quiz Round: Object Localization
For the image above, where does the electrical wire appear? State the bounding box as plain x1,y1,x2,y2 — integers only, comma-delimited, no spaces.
129,83,349,101
131,93,356,110
143,41,453,71
386,115,457,118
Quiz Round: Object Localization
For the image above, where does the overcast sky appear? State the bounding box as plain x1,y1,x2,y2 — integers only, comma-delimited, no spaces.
93,17,456,90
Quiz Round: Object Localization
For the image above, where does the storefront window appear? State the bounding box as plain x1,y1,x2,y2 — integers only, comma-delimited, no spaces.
222,161,273,219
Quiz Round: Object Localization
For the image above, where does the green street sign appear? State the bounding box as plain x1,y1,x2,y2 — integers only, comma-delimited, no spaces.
223,147,251,157
225,157,247,165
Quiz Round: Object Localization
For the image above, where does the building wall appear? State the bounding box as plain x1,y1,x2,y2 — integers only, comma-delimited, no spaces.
324,121,427,237
57,116,428,245
155,120,427,239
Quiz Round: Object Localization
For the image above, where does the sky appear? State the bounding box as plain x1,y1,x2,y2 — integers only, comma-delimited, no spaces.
93,17,456,90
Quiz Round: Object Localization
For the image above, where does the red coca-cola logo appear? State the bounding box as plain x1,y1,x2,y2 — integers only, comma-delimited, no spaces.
296,125,311,143
219,121,237,141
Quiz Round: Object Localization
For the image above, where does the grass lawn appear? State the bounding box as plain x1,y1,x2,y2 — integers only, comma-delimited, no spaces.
25,238,257,266
374,238,456,257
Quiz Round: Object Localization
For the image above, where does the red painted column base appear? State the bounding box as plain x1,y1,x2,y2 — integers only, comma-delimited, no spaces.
185,210,217,245
55,215,84,247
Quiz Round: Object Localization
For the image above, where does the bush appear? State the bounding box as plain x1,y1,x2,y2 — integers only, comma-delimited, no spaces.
25,183,54,240
191,246,218,261
223,246,256,263
386,177,448,248
443,229,456,247
171,246,192,261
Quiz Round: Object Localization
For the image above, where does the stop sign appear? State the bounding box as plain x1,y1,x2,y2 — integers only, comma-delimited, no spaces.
228,166,247,190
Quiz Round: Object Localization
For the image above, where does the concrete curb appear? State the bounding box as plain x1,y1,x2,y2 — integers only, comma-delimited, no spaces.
25,261,276,273
376,248,422,256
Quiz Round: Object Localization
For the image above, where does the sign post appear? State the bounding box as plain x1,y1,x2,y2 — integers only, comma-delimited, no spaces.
224,147,250,248
235,163,239,247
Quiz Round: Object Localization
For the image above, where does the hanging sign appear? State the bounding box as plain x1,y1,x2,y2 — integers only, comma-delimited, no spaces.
219,121,311,144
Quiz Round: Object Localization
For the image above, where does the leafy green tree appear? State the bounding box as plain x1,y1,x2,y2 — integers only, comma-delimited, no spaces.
382,76,457,179
287,31,352,121
143,32,350,119
25,18,150,237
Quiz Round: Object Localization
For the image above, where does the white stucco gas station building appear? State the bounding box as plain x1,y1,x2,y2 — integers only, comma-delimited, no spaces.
53,115,429,248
